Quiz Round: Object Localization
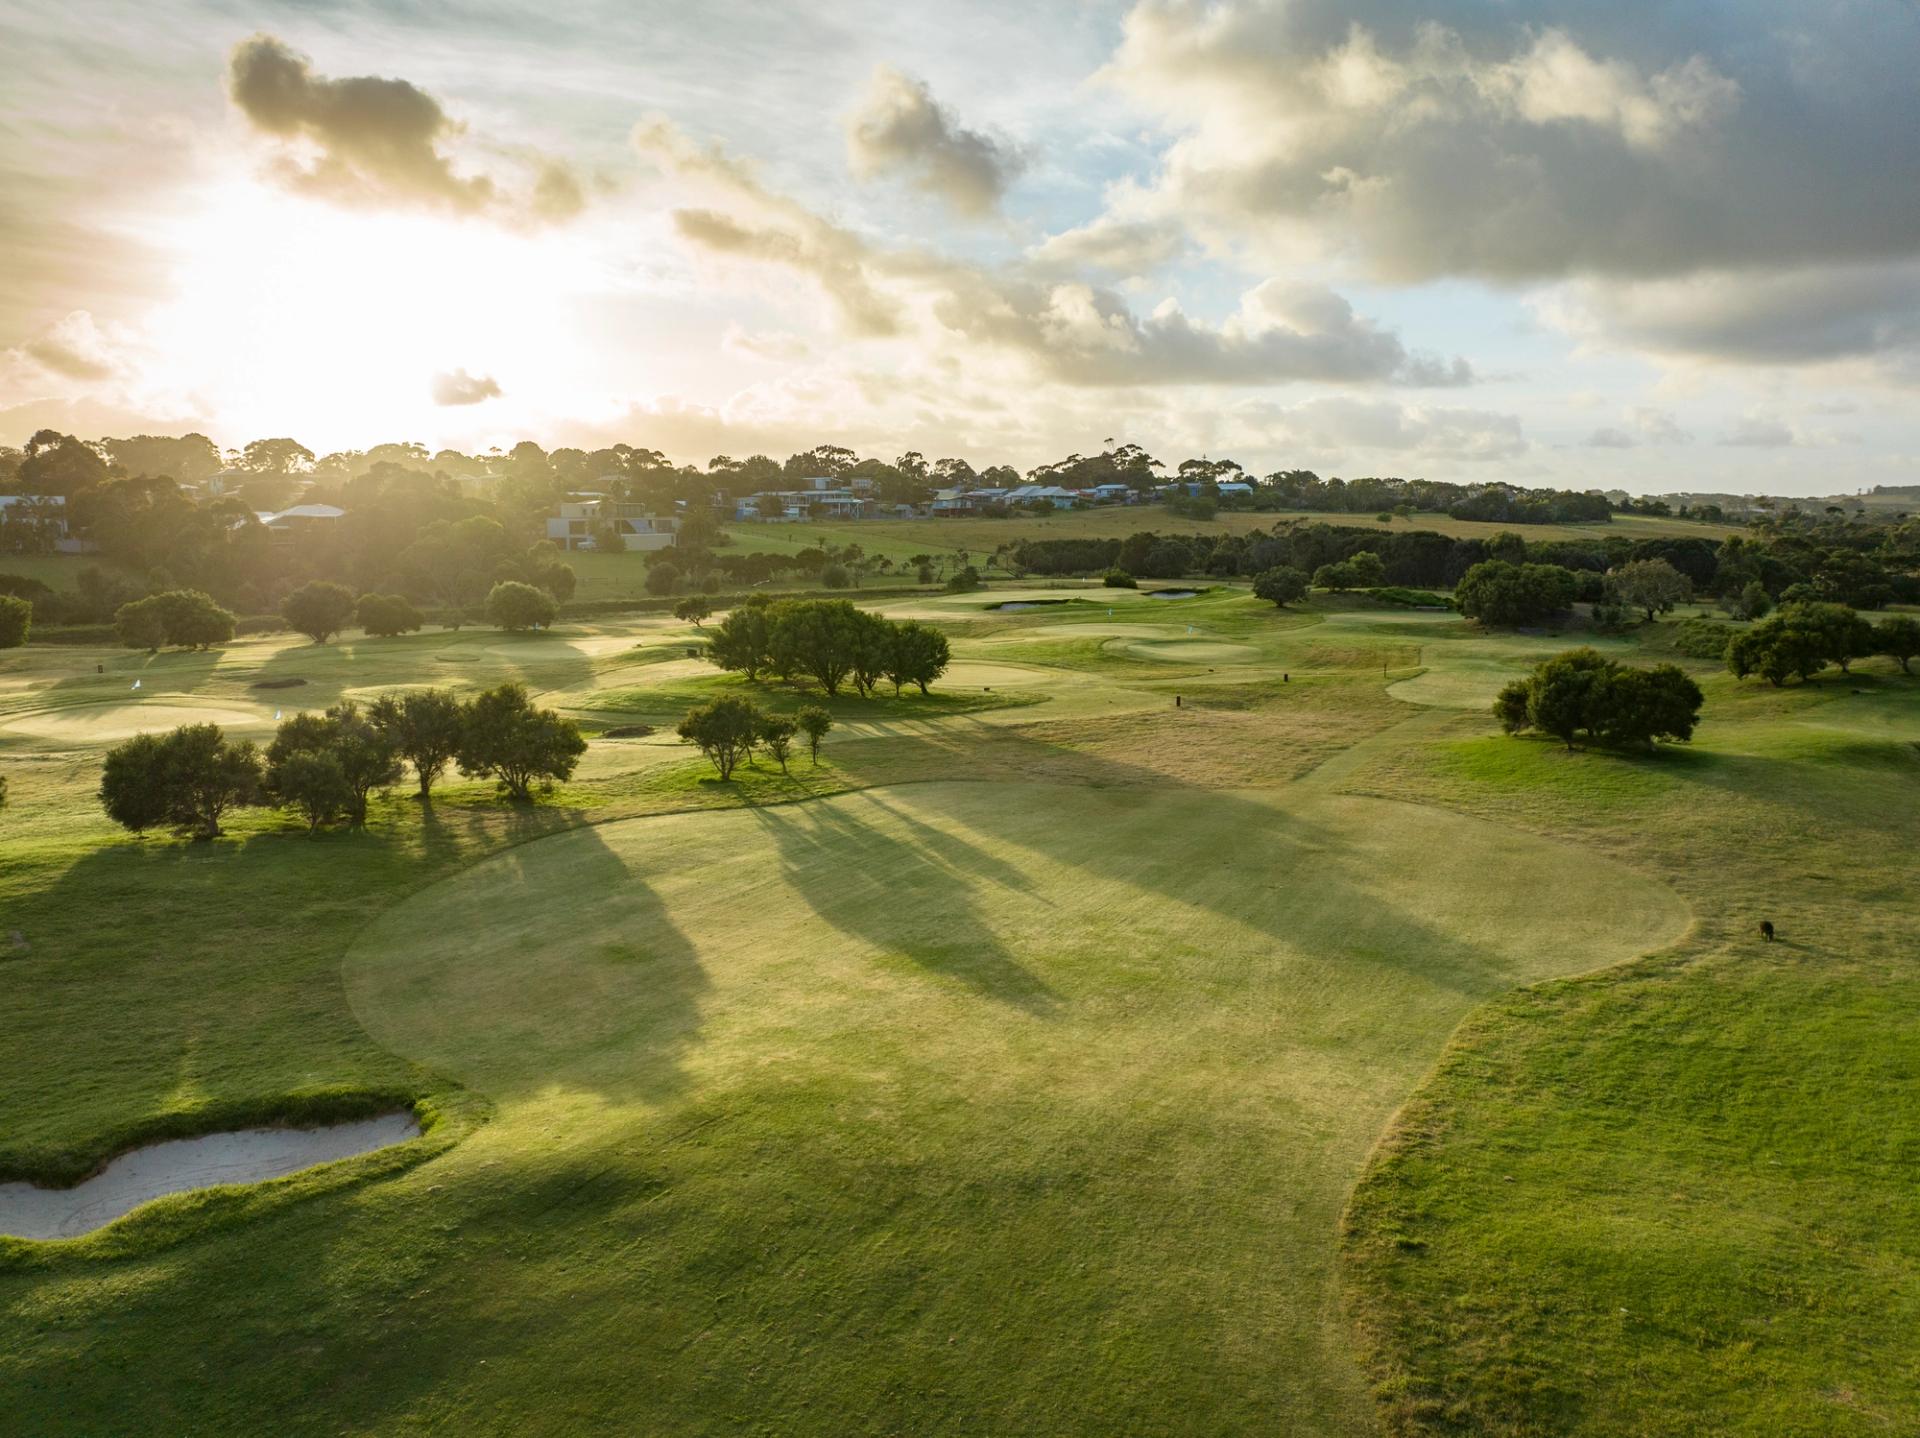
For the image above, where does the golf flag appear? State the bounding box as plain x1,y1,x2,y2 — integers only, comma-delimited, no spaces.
131,679,141,690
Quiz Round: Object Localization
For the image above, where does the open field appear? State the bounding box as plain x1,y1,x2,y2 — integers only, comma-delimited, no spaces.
1,577,1915,1434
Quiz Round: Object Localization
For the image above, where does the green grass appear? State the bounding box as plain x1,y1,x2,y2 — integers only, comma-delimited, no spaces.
0,576,1915,1435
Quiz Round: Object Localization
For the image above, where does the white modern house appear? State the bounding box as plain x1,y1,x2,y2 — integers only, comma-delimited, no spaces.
547,497,677,551
733,485,868,521
1002,485,1083,509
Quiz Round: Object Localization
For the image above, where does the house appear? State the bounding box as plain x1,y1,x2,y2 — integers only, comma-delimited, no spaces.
734,487,868,521
547,498,677,552
1003,485,1083,509
0,493,93,553
1088,483,1136,504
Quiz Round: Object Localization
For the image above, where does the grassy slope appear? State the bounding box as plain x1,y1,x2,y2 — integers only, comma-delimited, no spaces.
0,587,1914,1435
1338,674,1920,1436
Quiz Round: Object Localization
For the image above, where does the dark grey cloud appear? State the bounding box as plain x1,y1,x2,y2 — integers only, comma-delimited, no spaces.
846,66,1024,218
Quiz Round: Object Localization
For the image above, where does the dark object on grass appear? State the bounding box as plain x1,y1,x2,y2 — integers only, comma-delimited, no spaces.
687,648,700,658
599,724,655,739
1761,920,1776,942
1176,695,1182,707
1283,673,1289,683
249,677,308,690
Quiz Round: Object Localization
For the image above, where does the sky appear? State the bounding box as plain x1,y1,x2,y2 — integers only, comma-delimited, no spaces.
2,0,1917,495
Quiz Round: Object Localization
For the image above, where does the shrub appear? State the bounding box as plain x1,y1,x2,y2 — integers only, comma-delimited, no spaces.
1370,586,1448,609
99,724,264,838
1455,561,1578,627
357,593,423,638
943,565,983,593
486,579,558,632
1103,569,1138,589
1495,648,1701,751
457,682,586,800
1252,566,1309,607
281,580,358,644
1669,617,1736,660
0,593,30,648
644,562,680,596
820,562,852,590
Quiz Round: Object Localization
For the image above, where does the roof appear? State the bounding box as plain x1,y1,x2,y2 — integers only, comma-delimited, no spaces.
263,504,346,522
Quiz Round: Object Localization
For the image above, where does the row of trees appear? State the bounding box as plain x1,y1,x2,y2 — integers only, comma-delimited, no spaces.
1496,650,1703,752
676,698,833,779
705,598,952,698
98,684,585,838
1726,603,1920,686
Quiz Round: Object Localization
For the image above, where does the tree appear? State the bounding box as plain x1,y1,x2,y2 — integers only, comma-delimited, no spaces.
1730,601,1875,685
707,598,775,680
369,688,467,798
282,580,358,643
1312,561,1356,592
269,750,352,833
457,682,585,800
768,599,862,696
756,713,798,774
673,597,712,627
1495,649,1700,751
846,609,894,698
115,595,168,651
1103,568,1138,589
155,590,235,649
99,724,264,838
1879,614,1920,674
797,705,833,764
486,579,558,632
645,562,680,596
0,593,28,648
885,620,951,695
820,562,851,589
266,702,402,827
1608,558,1691,621
1252,566,1309,607
944,565,982,593
1347,550,1387,587
677,695,761,780
357,593,423,638
1454,561,1577,627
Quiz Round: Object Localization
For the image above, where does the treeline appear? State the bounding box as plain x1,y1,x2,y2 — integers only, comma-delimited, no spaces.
1726,603,1920,686
98,683,585,839
704,597,951,698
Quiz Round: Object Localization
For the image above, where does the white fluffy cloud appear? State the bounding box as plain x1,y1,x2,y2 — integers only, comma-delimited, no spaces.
430,368,502,405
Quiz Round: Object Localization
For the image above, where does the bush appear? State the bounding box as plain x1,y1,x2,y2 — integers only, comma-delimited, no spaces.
1252,566,1309,607
1455,561,1578,627
820,562,852,590
99,724,264,838
1102,569,1138,589
944,565,983,594
485,580,558,632
0,593,29,648
1495,648,1702,751
645,562,681,596
1370,586,1448,608
281,580,358,644
113,589,235,651
357,593,423,638
1669,617,1736,660
457,682,586,800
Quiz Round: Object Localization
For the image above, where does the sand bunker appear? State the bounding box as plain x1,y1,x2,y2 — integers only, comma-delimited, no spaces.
1,702,272,744
1110,638,1259,664
0,1113,421,1241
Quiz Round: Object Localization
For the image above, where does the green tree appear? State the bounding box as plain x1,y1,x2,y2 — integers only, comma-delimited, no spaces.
1102,568,1138,589
282,580,358,644
1878,614,1920,674
820,562,852,590
154,590,235,649
457,682,585,800
1608,558,1692,621
369,688,467,798
266,701,402,827
1346,550,1386,587
645,562,680,596
769,599,862,696
756,713,798,774
797,705,833,764
885,620,951,695
707,598,775,681
1252,566,1309,607
269,750,352,833
943,565,983,594
99,724,264,838
677,695,761,779
114,595,168,651
1312,561,1356,591
673,597,712,627
486,579,558,632
1495,649,1700,751
356,593,423,638
1455,561,1577,627
846,609,894,698
0,593,29,648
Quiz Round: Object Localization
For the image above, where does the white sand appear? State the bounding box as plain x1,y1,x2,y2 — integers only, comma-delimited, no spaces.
0,1113,421,1241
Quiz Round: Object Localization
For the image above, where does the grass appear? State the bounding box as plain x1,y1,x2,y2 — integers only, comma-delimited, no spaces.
0,582,1915,1434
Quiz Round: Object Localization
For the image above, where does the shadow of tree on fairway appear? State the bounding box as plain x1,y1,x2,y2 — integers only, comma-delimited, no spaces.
747,796,1061,1015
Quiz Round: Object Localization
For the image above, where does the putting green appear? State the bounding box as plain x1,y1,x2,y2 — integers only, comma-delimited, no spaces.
0,700,274,744
344,781,1686,1433
1108,637,1261,664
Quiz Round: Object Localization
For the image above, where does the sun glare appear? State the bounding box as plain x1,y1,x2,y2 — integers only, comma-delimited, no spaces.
141,180,579,450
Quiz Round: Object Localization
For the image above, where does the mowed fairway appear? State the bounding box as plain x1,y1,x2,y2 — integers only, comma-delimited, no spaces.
338,783,1683,1433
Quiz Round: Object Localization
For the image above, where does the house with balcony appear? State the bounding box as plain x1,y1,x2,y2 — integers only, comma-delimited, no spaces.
547,497,678,551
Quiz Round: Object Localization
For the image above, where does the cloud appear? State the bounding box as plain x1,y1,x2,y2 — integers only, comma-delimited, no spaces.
1241,396,1526,462
846,66,1024,218
639,119,1471,388
17,310,122,382
1099,2,1920,284
228,35,583,224
430,368,501,406
1028,215,1186,275
1721,414,1795,448
1584,406,1690,448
